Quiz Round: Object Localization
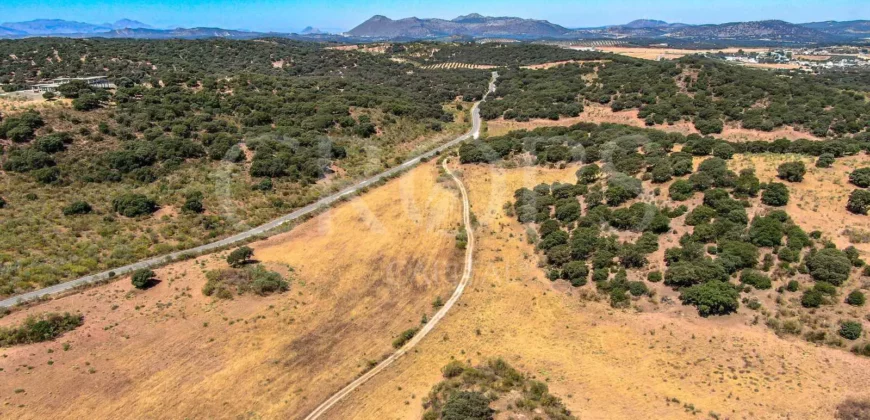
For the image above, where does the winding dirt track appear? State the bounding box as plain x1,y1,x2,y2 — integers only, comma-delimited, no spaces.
302,157,475,420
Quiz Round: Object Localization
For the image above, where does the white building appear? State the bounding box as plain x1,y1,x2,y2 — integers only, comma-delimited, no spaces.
32,76,110,93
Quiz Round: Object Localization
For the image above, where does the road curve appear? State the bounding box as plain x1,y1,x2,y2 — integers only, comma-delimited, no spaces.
0,71,496,309
302,156,475,420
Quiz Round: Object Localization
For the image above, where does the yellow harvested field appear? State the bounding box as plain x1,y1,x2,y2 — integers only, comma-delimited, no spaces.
739,62,802,70
422,62,497,70
0,162,462,419
598,46,769,60
486,103,821,141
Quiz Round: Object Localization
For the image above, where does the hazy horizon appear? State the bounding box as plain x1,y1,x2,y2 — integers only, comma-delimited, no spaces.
1,0,867,33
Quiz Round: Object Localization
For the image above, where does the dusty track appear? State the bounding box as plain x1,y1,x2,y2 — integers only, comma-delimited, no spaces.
302,157,475,420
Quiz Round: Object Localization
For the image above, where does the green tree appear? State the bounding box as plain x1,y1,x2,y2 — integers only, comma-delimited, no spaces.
850,168,870,188
806,248,852,286
761,182,789,206
669,179,694,201
749,216,784,247
131,269,155,289
112,193,157,217
847,189,870,215
815,153,835,168
227,246,254,268
776,161,806,182
679,280,740,316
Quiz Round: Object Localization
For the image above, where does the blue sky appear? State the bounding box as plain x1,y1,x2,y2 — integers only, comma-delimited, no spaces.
1,0,867,33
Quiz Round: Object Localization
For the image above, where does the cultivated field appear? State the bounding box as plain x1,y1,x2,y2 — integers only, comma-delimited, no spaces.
597,46,770,61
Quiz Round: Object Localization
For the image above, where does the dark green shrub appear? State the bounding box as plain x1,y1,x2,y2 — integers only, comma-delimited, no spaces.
777,161,806,182
131,269,155,289
846,290,866,306
740,269,772,290
441,391,494,420
679,280,740,316
441,360,466,378
749,216,784,247
786,280,800,292
840,321,863,340
647,271,662,283
815,153,835,168
628,281,648,296
850,168,870,188
112,193,157,217
561,261,589,287
182,191,204,214
801,289,824,308
392,327,419,349
669,179,694,201
665,259,728,288
0,312,84,347
847,189,870,215
712,143,735,160
761,182,789,206
253,178,273,191
62,201,92,216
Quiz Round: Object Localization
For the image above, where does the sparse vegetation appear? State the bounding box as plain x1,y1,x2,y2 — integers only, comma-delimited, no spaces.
0,312,83,347
423,359,575,420
202,264,289,299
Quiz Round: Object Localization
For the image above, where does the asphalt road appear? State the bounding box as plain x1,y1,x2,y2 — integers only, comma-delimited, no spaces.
0,72,497,309
302,156,476,420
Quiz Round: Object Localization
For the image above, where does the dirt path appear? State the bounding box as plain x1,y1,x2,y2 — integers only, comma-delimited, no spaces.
0,72,498,309
302,157,475,420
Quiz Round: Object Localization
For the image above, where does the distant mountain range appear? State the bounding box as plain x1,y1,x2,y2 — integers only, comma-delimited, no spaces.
0,19,151,35
347,13,570,38
348,14,870,42
1,15,869,43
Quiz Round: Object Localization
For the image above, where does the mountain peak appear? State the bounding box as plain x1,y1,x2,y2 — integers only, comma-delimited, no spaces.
453,13,486,22
623,19,669,29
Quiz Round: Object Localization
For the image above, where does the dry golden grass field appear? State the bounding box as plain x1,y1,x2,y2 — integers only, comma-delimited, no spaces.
0,162,462,419
3,150,870,419
316,160,870,420
597,47,769,61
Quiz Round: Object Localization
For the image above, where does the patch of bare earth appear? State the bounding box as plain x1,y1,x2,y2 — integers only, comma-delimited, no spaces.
0,162,462,419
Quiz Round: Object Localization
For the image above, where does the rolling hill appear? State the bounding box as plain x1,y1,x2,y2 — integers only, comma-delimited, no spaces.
347,14,572,38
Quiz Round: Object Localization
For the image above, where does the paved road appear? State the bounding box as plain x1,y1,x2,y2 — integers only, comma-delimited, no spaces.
0,72,497,309
303,156,476,420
